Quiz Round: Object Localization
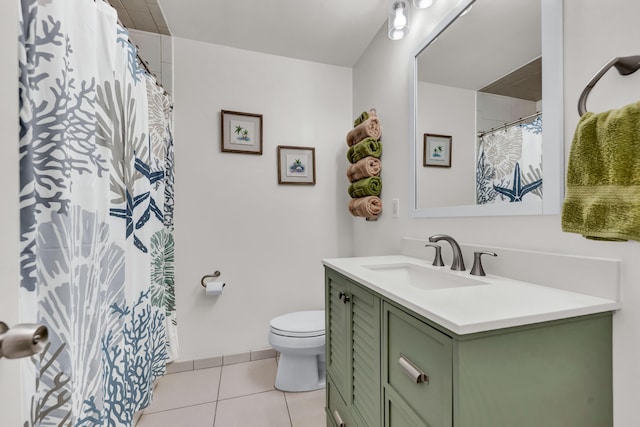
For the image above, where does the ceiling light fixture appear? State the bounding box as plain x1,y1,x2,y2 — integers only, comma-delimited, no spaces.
389,0,437,41
413,0,435,9
388,0,410,41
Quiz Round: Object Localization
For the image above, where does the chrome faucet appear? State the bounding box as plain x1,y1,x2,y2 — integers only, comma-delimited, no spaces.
427,234,465,271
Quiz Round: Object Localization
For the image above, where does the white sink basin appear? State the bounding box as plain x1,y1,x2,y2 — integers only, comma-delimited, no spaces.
363,263,487,291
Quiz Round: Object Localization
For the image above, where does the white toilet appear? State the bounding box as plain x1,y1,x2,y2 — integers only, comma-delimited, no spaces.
268,310,326,392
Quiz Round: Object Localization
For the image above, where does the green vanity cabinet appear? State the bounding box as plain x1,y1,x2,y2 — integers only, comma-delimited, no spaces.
325,268,382,427
325,267,613,427
382,300,613,427
383,303,453,427
451,312,613,427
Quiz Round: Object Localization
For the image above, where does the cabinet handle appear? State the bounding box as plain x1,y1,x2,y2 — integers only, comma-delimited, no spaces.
338,292,350,304
399,354,429,384
332,409,345,427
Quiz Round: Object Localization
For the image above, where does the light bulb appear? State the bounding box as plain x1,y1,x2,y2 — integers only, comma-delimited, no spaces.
393,7,407,28
388,1,410,40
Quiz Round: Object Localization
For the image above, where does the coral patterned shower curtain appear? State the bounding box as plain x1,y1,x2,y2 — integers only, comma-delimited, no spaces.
476,116,543,204
18,0,176,425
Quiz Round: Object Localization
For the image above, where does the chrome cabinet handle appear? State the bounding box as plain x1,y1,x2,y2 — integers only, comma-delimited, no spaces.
399,354,429,384
332,409,345,427
338,292,350,304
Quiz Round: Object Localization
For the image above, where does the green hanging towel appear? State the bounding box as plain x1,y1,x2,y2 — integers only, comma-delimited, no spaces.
347,137,382,164
561,99,640,241
348,176,382,198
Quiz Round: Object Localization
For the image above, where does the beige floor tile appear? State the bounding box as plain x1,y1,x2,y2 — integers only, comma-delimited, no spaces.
137,403,216,427
285,389,326,427
144,367,221,413
214,390,291,427
218,358,277,400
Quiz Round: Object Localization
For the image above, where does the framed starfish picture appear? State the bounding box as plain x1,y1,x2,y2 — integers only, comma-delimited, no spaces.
423,133,452,167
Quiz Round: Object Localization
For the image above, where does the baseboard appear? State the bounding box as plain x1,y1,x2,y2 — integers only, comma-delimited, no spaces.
166,347,278,374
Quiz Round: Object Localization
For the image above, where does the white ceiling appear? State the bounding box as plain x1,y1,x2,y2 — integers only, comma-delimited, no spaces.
157,0,389,67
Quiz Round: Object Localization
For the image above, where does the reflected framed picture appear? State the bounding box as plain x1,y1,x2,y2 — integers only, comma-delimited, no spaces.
221,110,263,154
277,145,316,185
423,133,452,168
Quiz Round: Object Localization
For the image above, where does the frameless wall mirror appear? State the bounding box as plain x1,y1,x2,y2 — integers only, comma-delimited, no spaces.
409,0,564,218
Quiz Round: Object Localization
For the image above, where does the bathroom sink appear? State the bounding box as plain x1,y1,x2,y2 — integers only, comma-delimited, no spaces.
362,263,487,291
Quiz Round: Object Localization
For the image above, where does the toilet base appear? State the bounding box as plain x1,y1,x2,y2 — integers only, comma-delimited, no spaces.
274,353,326,392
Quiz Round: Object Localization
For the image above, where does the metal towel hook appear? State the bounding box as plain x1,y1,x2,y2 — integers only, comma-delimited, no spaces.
201,271,221,288
578,55,640,116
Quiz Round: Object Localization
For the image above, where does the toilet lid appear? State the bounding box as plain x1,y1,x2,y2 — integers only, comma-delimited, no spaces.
270,310,325,338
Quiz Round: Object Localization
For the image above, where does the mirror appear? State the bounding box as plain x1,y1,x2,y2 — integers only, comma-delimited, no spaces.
409,0,564,218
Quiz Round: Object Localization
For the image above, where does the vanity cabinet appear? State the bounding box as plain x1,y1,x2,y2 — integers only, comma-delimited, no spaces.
325,268,382,427
325,267,613,427
384,303,452,427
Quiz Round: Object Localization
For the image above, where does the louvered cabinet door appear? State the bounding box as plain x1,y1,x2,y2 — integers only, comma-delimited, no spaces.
325,268,382,427
350,283,381,427
326,270,351,403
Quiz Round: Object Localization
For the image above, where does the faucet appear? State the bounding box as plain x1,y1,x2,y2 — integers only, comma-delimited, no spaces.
427,234,465,271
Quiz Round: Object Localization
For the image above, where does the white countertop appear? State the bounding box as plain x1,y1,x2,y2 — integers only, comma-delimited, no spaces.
322,255,621,335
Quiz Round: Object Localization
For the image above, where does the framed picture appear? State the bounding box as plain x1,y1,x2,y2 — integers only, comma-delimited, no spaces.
423,133,452,167
277,145,316,185
221,110,263,154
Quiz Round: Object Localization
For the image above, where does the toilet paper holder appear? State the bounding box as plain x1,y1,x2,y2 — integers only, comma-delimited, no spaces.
201,270,224,288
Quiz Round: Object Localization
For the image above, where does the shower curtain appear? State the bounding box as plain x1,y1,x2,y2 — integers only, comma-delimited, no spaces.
476,115,543,204
18,0,176,425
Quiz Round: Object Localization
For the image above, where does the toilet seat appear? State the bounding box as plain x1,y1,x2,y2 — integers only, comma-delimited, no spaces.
270,310,325,338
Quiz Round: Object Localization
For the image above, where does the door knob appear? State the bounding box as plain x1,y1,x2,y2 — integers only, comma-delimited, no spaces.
0,321,48,359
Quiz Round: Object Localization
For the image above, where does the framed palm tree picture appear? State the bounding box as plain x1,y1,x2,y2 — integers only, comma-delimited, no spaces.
277,146,316,185
423,133,452,167
221,110,263,154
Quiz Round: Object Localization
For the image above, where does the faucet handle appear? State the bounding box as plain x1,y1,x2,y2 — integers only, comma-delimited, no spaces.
425,244,445,267
470,251,497,276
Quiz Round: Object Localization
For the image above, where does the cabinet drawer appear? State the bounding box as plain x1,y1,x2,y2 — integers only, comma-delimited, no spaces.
384,303,453,427
327,377,353,427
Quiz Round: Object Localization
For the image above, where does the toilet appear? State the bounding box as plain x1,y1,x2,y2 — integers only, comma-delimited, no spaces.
268,310,326,392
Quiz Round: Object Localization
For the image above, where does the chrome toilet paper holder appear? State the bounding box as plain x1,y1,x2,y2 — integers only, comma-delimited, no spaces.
201,270,224,288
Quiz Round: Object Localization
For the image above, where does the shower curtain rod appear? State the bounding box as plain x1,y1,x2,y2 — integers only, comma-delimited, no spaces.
97,0,169,95
476,111,541,138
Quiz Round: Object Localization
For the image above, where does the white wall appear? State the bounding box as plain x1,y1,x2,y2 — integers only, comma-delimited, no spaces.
172,38,353,360
0,1,23,424
353,1,640,425
416,81,476,207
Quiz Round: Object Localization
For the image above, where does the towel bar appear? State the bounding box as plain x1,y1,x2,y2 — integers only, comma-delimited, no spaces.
578,55,640,116
201,271,221,288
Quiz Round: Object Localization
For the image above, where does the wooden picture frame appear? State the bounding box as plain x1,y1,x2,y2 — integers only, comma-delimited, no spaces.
423,133,452,167
221,110,263,154
277,146,316,185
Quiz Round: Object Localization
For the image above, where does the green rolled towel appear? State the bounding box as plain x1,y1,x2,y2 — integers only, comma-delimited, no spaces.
347,137,382,164
348,176,382,198
561,99,640,241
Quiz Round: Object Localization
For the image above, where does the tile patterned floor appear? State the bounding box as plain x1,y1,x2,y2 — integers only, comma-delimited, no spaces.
136,358,326,427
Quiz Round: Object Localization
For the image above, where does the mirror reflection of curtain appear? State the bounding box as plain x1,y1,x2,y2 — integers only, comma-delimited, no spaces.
476,116,543,204
18,0,176,424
